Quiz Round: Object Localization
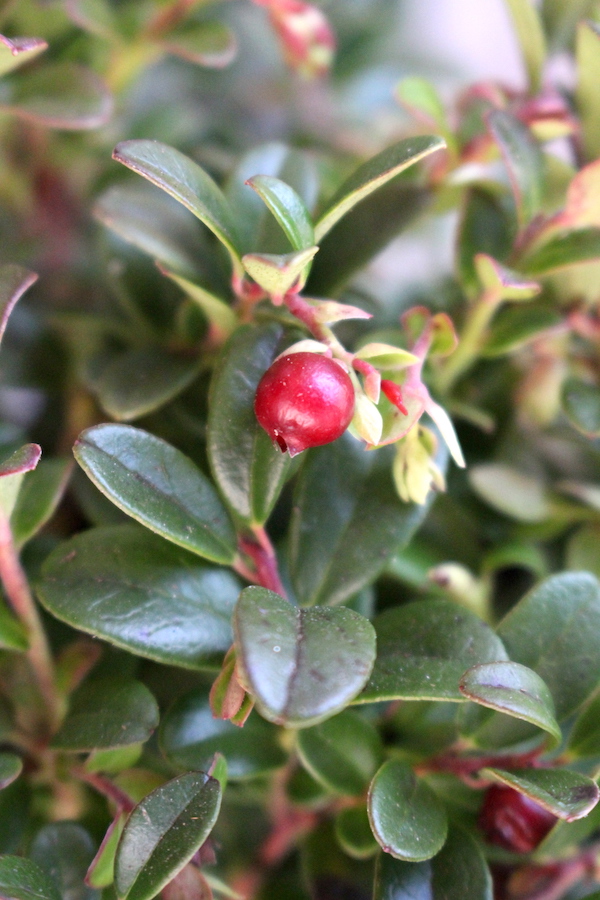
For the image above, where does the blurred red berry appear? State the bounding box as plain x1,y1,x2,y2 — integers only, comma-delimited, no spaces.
479,784,557,854
255,352,355,457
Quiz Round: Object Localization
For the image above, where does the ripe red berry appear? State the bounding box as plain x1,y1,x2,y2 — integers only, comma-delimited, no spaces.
254,351,355,457
478,784,557,853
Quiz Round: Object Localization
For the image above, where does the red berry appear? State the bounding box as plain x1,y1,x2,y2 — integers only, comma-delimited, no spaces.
478,784,557,853
254,352,355,457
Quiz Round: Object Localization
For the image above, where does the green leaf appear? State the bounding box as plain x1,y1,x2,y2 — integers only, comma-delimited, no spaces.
521,227,600,274
112,140,242,273
561,376,600,436
74,424,236,564
296,710,383,796
0,265,38,348
567,524,600,579
396,77,448,132
358,600,507,705
289,435,433,606
0,753,22,790
334,806,378,860
0,602,28,652
114,772,221,900
242,247,318,297
85,744,142,775
10,459,71,549
459,661,561,747
483,767,599,821
568,693,600,757
474,254,540,300
245,175,315,251
314,135,445,242
373,827,492,900
93,184,206,280
88,346,200,422
469,463,550,522
159,689,286,779
503,0,547,92
0,857,61,900
577,21,600,161
85,812,127,890
497,571,600,719
0,444,42,518
233,586,376,728
368,761,447,861
307,183,431,296
456,188,513,298
0,34,47,77
30,822,98,900
160,268,236,339
207,324,292,524
1,62,112,130
52,678,159,752
158,20,237,69
487,109,544,227
482,303,562,356
37,525,240,670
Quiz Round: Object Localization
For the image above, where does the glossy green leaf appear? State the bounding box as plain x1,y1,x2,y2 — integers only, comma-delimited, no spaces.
158,20,237,69
207,323,292,524
0,753,22,790
296,710,383,796
373,827,492,900
334,806,378,860
112,140,242,272
85,812,127,889
577,21,600,160
93,185,205,280
242,247,318,297
314,135,445,242
160,268,236,339
159,689,286,779
246,175,314,250
469,463,550,522
0,444,41,518
289,435,433,606
568,693,600,757
52,678,158,752
358,600,507,704
482,303,562,356
1,63,112,129
483,767,599,820
459,661,561,747
37,525,240,670
85,744,142,775
0,857,61,900
10,459,71,549
368,761,447,861
0,265,37,348
504,0,547,92
0,603,28,651
0,34,47,76
487,109,544,226
521,227,600,274
114,772,221,900
74,424,236,564
234,586,376,728
88,346,200,422
561,376,600,436
30,822,98,900
308,183,430,296
538,782,600,856
456,188,513,298
497,571,600,719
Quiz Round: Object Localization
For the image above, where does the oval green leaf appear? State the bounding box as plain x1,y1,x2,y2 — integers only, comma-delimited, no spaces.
358,599,508,704
497,571,600,720
37,525,240,670
158,21,237,69
1,62,112,129
30,822,98,900
314,135,445,242
482,304,562,357
86,812,127,890
10,459,71,549
483,767,599,821
112,140,241,273
74,424,236,564
368,760,448,861
487,109,544,227
334,806,378,860
0,34,47,76
114,772,221,900
233,586,376,728
296,710,383,796
207,323,292,524
0,752,22,790
459,661,561,747
562,375,600,437
245,175,315,251
569,693,600,758
0,857,61,900
521,227,600,275
0,265,38,348
159,689,286,779
52,678,159,752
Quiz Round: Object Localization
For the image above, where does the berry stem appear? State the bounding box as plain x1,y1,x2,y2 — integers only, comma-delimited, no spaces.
235,526,288,598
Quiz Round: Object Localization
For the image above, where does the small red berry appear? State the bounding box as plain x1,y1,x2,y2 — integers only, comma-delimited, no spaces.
478,784,557,853
254,352,355,457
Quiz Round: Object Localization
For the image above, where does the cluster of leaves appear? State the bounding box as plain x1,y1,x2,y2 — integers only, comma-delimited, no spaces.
5,1,600,900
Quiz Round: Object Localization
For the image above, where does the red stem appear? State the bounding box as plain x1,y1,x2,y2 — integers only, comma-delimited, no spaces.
75,769,135,813
236,527,287,598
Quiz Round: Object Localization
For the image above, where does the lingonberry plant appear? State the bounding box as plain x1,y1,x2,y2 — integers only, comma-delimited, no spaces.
4,1,600,899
